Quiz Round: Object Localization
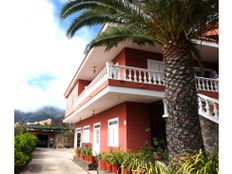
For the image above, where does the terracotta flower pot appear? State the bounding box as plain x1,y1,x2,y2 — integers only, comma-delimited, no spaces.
106,162,112,172
132,170,141,174
88,156,95,164
76,152,81,157
101,161,106,170
84,155,88,162
80,153,83,159
112,164,120,174
155,156,162,160
121,167,129,174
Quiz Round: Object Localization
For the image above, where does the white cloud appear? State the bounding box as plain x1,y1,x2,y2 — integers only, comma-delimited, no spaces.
0,0,91,112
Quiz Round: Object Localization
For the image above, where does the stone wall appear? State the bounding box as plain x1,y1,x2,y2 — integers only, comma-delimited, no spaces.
53,133,74,148
200,117,218,155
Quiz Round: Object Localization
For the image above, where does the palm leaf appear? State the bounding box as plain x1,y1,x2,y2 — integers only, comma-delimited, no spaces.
89,25,155,51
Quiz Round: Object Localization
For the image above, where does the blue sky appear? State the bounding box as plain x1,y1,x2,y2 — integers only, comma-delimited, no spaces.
2,0,102,112
27,73,57,90
49,0,102,42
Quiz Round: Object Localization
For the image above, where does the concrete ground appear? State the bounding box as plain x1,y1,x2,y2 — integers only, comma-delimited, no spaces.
20,148,88,174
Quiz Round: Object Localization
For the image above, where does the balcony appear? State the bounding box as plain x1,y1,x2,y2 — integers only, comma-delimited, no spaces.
64,62,219,123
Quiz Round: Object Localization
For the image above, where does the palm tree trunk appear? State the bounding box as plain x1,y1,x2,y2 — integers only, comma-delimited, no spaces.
163,41,204,156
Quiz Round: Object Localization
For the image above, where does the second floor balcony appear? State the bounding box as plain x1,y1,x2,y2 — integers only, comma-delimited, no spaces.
64,62,218,122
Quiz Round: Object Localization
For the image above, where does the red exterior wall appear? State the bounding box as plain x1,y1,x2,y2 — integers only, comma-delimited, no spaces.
112,47,163,68
126,102,151,151
77,79,91,95
199,91,218,99
112,49,126,65
75,102,152,152
76,103,127,152
125,48,163,68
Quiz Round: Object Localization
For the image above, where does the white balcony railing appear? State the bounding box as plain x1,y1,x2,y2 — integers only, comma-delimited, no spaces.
73,62,219,108
195,76,219,92
74,66,108,107
108,63,165,85
198,94,219,124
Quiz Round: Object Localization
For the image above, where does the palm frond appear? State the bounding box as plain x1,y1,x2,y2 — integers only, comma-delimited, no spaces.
60,1,110,19
66,9,118,37
60,0,218,45
89,25,155,51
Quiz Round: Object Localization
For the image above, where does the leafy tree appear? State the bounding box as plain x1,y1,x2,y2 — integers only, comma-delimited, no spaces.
14,124,27,136
14,133,38,173
60,0,218,156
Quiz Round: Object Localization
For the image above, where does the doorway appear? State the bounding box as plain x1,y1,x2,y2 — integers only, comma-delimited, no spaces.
150,100,166,146
36,134,48,147
76,129,82,148
93,123,101,156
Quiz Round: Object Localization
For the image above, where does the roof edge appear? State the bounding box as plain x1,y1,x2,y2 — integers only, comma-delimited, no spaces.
64,23,109,97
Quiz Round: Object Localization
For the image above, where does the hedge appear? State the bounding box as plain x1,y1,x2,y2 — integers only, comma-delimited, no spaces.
14,133,37,174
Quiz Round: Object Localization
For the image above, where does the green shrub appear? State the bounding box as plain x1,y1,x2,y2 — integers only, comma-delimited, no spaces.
15,151,29,174
14,133,38,174
176,149,218,174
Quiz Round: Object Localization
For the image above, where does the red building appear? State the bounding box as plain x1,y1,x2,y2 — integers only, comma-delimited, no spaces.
63,24,218,155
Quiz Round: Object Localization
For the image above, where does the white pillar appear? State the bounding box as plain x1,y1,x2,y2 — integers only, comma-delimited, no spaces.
74,128,77,149
162,99,169,118
106,61,113,79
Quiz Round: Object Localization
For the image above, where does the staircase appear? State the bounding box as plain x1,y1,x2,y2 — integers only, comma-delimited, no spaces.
198,94,219,124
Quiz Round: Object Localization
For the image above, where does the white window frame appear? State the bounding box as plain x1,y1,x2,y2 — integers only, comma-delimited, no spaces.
147,59,164,72
82,125,90,143
74,128,82,148
108,118,119,147
93,122,101,155
94,123,101,144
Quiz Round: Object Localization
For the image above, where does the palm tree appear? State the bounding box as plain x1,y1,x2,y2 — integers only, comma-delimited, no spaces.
60,0,218,156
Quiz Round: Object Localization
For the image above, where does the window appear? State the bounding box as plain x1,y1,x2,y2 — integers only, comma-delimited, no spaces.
108,118,119,147
147,59,164,72
83,126,90,143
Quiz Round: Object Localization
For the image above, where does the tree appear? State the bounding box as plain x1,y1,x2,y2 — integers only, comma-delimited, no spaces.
60,0,218,156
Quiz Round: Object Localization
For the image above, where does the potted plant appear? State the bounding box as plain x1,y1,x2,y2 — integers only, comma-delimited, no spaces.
111,151,124,174
75,147,81,157
80,147,86,161
85,146,95,164
121,152,134,174
105,152,113,172
100,152,107,170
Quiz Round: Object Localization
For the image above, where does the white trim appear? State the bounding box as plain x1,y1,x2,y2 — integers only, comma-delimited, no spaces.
83,125,90,129
94,122,101,127
147,59,163,71
109,86,165,98
93,122,101,155
74,128,82,148
108,117,118,124
108,117,119,147
192,39,218,48
63,86,164,123
83,125,90,143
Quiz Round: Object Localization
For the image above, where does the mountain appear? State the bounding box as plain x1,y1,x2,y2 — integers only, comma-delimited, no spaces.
15,106,65,123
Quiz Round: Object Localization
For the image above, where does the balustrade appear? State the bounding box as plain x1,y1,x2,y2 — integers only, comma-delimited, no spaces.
72,63,218,109
198,94,219,123
195,77,218,92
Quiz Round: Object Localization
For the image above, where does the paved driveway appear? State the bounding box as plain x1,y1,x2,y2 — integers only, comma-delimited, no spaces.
20,148,87,174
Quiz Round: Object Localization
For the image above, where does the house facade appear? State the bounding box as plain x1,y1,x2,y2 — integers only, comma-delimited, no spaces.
63,24,218,155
